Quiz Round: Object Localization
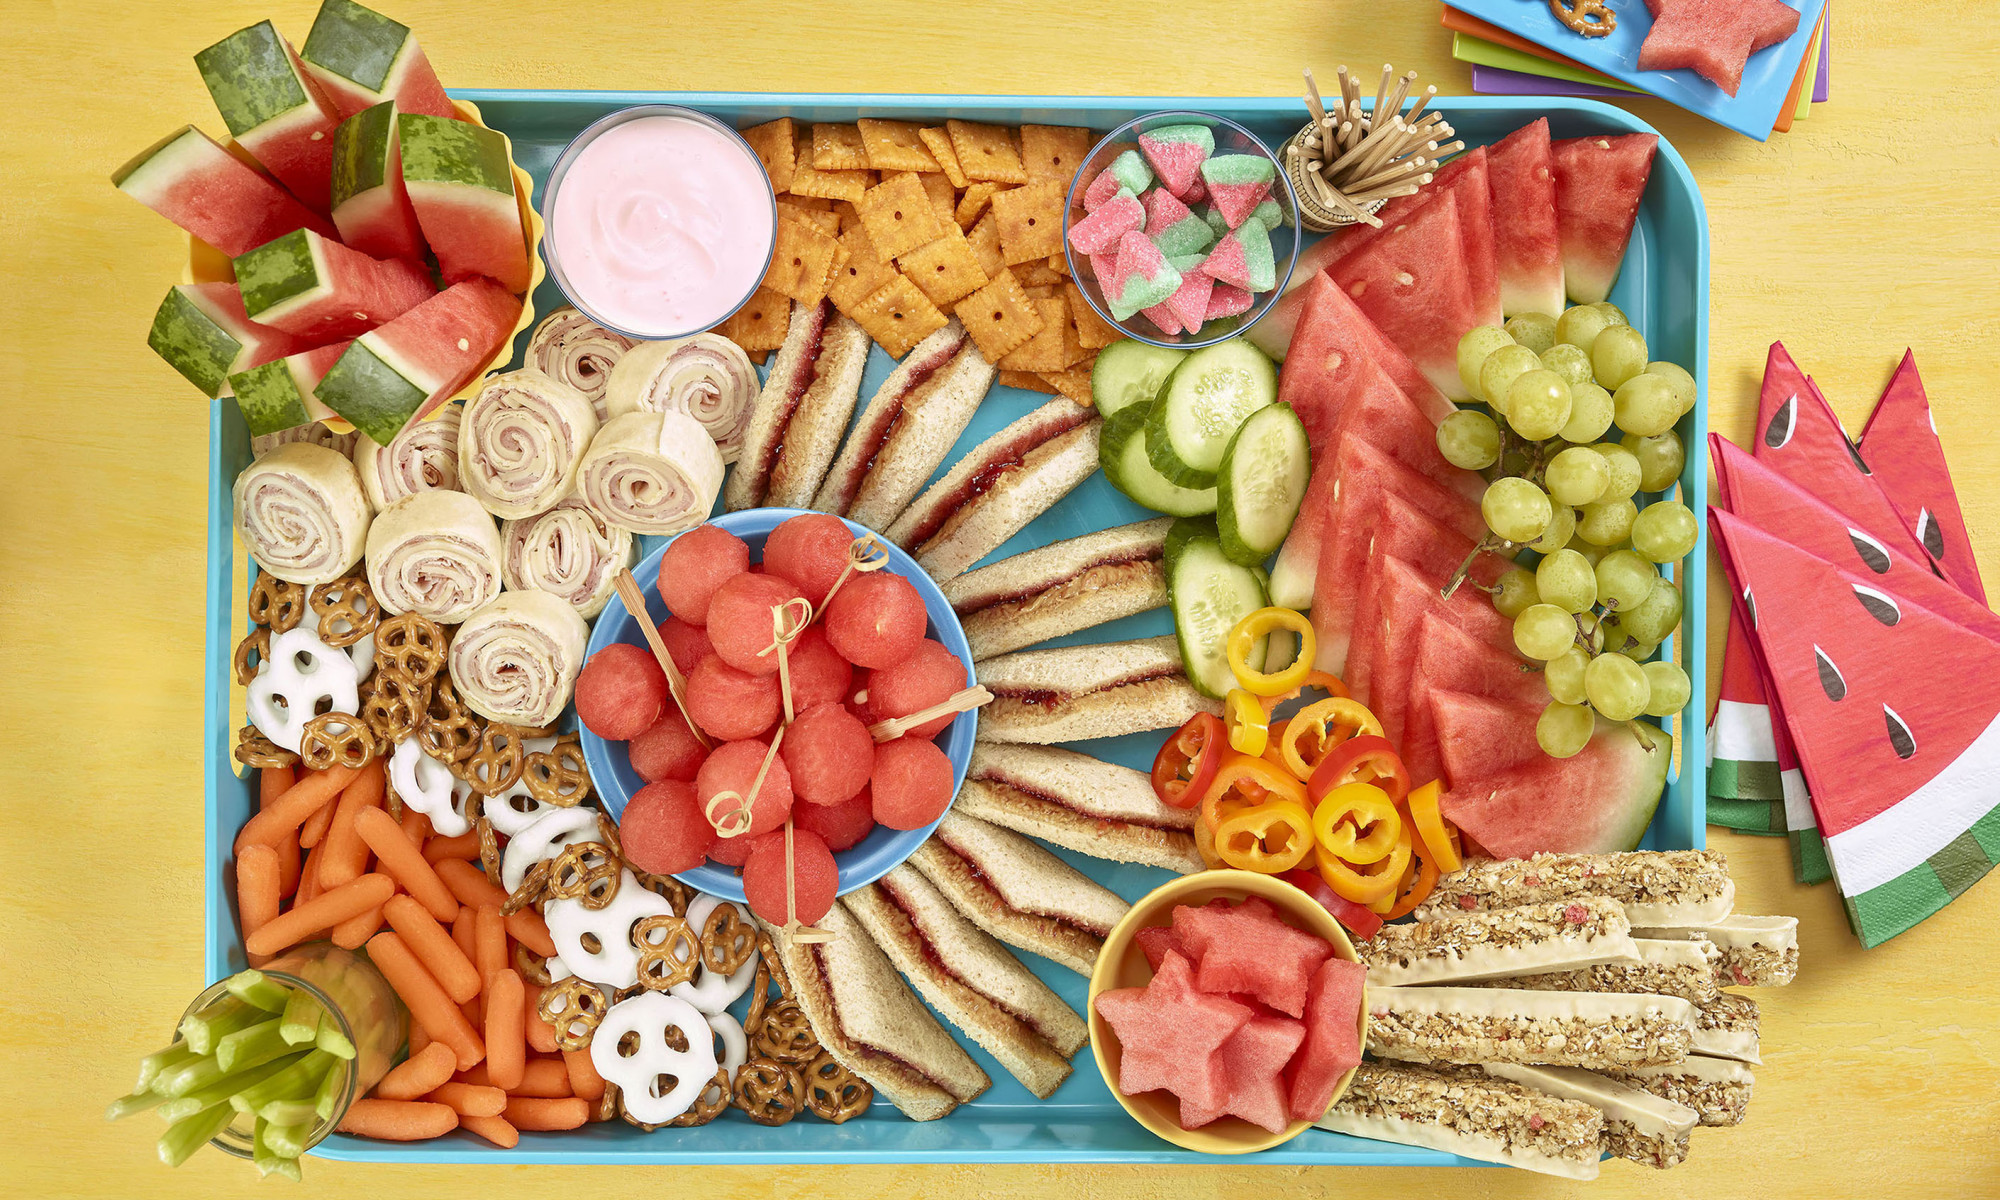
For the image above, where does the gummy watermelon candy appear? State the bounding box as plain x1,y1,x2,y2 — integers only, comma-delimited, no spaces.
1199,154,1275,229
299,0,455,119
1102,229,1181,321
1204,220,1275,294
1286,957,1365,1122
1067,190,1145,256
1082,168,1126,213
1105,148,1155,196
112,126,337,257
1136,125,1213,196
1859,351,1987,605
1550,133,1657,305
1093,950,1251,1112
1172,900,1331,1018
196,21,345,214
1206,283,1253,321
1638,0,1801,97
1142,189,1213,259
1328,189,1482,400
1182,1014,1306,1133
1484,118,1566,318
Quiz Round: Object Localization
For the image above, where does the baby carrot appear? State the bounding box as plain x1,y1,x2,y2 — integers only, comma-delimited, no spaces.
373,1041,456,1101
400,808,432,847
382,895,481,1005
512,1057,571,1099
425,1081,505,1118
236,845,282,947
434,860,557,956
330,902,386,950
237,765,357,853
354,806,459,923
562,1048,605,1102
296,842,325,905
317,761,386,890
474,906,507,994
451,905,478,964
366,931,484,1071
409,1022,431,1056
260,765,295,805
336,1098,457,1141
521,985,559,1055
258,770,302,900
503,1096,588,1131
299,799,336,849
484,969,525,1092
245,873,396,957
273,833,302,902
458,1113,519,1149
423,832,479,863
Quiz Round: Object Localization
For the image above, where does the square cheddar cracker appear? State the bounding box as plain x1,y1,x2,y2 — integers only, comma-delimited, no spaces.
858,119,940,173
955,267,1046,362
857,171,947,260
990,181,1065,265
946,119,1027,184
852,275,947,358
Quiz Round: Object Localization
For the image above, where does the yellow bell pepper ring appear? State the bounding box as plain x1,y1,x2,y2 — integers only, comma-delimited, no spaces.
1226,607,1317,697
1215,798,1315,874
1225,688,1269,757
1312,782,1403,865
1278,697,1385,781
1313,840,1400,905
1405,780,1463,874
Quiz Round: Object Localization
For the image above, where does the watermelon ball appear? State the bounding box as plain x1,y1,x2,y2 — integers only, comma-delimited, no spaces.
706,826,757,868
658,615,714,676
574,643,667,740
618,780,714,875
793,786,877,852
869,638,968,740
706,572,809,676
847,668,878,724
871,736,956,831
684,653,783,741
780,702,875,807
742,828,838,925
825,571,928,669
785,624,855,713
658,523,750,625
627,708,706,783
762,513,855,606
696,737,793,837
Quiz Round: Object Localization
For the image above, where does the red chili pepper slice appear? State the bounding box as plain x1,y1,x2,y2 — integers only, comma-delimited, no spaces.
1308,734,1412,806
1150,712,1224,809
1277,868,1384,941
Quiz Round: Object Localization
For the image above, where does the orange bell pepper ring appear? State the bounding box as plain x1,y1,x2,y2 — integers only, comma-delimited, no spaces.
1261,718,1292,769
1257,670,1350,714
1311,782,1403,865
1404,780,1462,874
1314,841,1399,906
1198,753,1309,832
1225,689,1269,757
1384,844,1441,919
1226,607,1317,697
1215,798,1315,874
1278,697,1385,781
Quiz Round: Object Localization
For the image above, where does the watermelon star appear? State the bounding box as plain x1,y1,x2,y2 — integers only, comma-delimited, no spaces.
1093,951,1251,1112
1637,0,1802,97
1180,1014,1306,1134
1173,899,1332,1018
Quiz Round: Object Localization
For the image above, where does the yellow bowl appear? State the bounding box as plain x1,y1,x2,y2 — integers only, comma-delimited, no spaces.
1086,869,1367,1155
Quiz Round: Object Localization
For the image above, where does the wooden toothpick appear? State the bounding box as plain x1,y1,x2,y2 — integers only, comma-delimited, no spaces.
865,686,994,743
613,569,711,749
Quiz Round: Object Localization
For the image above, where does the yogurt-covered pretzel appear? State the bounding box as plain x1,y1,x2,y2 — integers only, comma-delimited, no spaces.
246,626,361,753
546,868,675,990
390,736,466,836
589,991,717,1126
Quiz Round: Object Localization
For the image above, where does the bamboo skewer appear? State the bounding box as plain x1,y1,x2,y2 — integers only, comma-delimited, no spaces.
613,570,711,750
1286,64,1461,232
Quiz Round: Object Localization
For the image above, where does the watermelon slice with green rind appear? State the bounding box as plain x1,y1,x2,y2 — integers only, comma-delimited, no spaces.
1361,550,1514,744
232,228,435,340
299,0,455,120
398,113,532,293
1251,269,1449,421
1484,118,1566,318
331,101,429,261
112,126,336,256
1327,188,1481,400
1549,133,1657,305
1404,612,1550,788
1858,351,1987,605
195,21,346,214
229,340,350,437
313,277,520,445
146,282,313,399
1310,148,1503,330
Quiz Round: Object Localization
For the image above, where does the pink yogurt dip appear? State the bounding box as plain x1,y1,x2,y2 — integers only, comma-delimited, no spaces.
550,114,775,337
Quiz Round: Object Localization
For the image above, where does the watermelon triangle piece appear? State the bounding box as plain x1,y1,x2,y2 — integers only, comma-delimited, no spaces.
1433,690,1671,857
299,0,456,120
232,228,436,340
1550,133,1657,305
1285,957,1366,1123
1638,0,1802,97
1248,261,1450,423
1326,148,1503,329
112,126,338,257
1346,492,1508,706
1859,351,1987,605
1093,950,1252,1111
1363,552,1515,745
313,277,521,445
1328,189,1481,400
1484,118,1566,318
1403,611,1550,788
1707,508,2000,948
195,22,347,214
1181,1014,1306,1134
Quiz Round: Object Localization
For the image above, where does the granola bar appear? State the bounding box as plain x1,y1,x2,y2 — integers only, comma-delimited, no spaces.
1317,1061,1604,1180
1366,986,1695,1070
1607,1056,1755,1127
1468,936,1722,1005
1416,850,1735,927
1691,991,1760,1064
1358,897,1639,987
1631,915,1799,987
1482,1063,1698,1170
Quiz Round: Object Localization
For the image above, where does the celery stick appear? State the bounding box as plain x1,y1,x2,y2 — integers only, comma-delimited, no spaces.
216,1020,288,1073
135,1042,198,1093
154,1053,230,1099
224,970,292,1012
106,1089,168,1121
259,1097,319,1126
312,1056,347,1121
279,989,323,1046
314,1022,356,1060
157,1102,235,1167
181,996,261,1055
259,1154,304,1182
264,1118,312,1159
232,1049,334,1115
158,1054,303,1122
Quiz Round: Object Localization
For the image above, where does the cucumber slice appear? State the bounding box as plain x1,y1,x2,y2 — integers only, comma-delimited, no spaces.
1168,529,1270,698
1145,338,1278,488
1164,515,1215,576
1099,404,1217,516
1091,339,1187,419
1217,402,1311,566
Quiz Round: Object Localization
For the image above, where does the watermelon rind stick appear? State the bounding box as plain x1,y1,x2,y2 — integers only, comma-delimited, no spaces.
195,21,344,213
300,0,454,120
157,1102,238,1168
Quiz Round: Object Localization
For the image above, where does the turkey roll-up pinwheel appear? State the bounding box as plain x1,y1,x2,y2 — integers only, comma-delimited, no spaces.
233,442,372,585
501,497,636,619
251,420,359,460
576,410,724,536
365,489,505,623
527,306,636,421
603,334,760,464
457,368,600,520
447,590,589,727
353,402,462,510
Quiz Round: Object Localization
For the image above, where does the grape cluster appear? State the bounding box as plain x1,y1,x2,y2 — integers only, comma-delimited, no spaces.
1439,302,1695,759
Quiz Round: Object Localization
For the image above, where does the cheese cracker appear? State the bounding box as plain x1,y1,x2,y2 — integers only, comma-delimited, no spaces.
858,119,940,173
990,181,1065,266
946,119,1027,184
898,224,990,308
917,127,968,188
812,123,871,171
852,274,948,359
741,117,796,194
763,216,842,305
954,268,1045,363
718,287,791,353
1019,125,1092,184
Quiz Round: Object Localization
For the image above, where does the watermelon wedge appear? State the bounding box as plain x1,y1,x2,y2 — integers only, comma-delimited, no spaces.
1707,508,2000,948
112,126,336,256
1318,149,1503,330
1286,957,1365,1123
1433,689,1671,858
1484,118,1566,318
331,102,428,261
228,340,350,437
1346,490,1511,705
146,282,313,399
195,21,346,214
1549,133,1657,305
1362,552,1514,745
313,277,521,445
1328,189,1481,400
397,113,532,293
299,0,455,119
1859,351,1987,605
1403,613,1549,788
232,228,435,339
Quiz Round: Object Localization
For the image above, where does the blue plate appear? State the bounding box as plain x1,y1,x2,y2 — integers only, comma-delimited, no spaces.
1450,0,1826,139
580,507,977,903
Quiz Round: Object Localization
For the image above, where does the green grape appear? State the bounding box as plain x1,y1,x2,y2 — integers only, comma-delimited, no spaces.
1505,369,1573,441
1545,646,1591,705
1457,326,1516,396
1597,612,1636,656
1577,497,1638,546
1546,445,1610,507
1493,567,1541,618
1620,638,1662,662
1643,662,1693,716
1482,477,1554,544
1613,373,1681,437
1591,301,1630,327
1539,343,1594,389
1584,652,1650,721
1575,611,1607,655
1537,701,1596,758
1556,304,1613,351
1644,360,1698,415
1514,603,1580,661
1622,577,1684,644
1505,312,1558,355
1536,548,1598,614
1631,500,1698,563
1559,383,1616,444
1437,409,1502,470
1500,446,1535,479
1591,325,1649,390
1479,344,1543,414
1527,504,1577,554
1595,549,1658,612
1595,442,1643,501
1623,430,1686,492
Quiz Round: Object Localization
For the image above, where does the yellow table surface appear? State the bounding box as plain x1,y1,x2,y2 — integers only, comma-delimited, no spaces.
5,2,1998,1195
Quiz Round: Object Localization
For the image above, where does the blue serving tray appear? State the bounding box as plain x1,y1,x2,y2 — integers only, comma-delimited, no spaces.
203,92,1708,1167
1450,0,1826,139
